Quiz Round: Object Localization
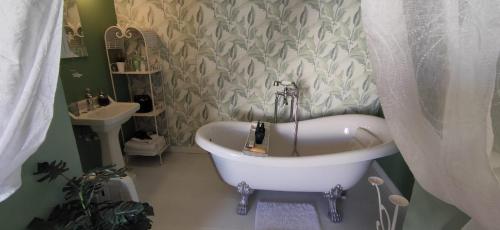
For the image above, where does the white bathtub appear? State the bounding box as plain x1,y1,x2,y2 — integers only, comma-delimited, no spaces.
195,114,398,193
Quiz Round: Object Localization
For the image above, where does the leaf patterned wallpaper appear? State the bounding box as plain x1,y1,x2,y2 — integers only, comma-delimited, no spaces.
114,0,379,146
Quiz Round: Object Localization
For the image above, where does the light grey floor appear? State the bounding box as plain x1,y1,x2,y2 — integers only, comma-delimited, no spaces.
129,152,405,230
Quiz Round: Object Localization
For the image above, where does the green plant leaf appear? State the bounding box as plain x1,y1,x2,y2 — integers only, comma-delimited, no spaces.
346,62,354,78
247,59,255,76
33,161,69,183
299,7,308,26
247,7,255,26
196,7,204,25
353,7,361,26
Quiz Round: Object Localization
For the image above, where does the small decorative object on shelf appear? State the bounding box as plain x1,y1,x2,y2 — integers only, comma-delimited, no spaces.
27,160,154,230
125,131,168,164
131,51,142,72
115,52,126,72
104,25,169,162
368,176,409,230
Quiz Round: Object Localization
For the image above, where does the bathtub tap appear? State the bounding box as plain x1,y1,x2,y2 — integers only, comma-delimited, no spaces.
273,81,299,156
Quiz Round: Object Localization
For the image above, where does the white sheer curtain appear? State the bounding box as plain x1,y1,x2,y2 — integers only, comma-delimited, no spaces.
361,0,500,229
0,0,63,202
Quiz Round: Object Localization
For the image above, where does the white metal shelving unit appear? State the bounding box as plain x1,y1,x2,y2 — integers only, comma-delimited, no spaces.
104,25,168,161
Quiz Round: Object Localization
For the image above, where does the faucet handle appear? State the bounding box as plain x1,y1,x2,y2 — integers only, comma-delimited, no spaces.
85,88,93,98
274,80,297,88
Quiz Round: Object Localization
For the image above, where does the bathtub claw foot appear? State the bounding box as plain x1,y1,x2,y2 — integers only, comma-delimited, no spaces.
236,181,254,215
324,184,344,223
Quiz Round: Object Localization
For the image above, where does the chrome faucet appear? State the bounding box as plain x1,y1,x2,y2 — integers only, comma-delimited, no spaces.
85,88,95,111
273,81,298,122
273,81,299,156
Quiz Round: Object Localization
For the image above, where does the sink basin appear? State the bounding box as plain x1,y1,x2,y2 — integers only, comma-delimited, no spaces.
70,102,139,132
69,101,139,168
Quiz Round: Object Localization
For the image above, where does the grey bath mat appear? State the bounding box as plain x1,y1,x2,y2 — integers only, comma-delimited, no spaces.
255,201,321,230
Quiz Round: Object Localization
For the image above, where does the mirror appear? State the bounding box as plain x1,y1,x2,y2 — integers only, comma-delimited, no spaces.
61,0,88,58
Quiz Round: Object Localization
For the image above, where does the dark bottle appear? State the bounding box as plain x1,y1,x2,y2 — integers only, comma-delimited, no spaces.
255,121,266,144
97,90,110,106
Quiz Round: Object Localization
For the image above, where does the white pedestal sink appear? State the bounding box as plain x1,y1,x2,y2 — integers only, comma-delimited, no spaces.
69,101,139,168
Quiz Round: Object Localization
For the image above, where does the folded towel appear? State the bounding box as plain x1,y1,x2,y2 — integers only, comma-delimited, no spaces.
124,143,167,156
133,131,153,140
125,135,166,151
126,142,158,151
125,147,166,156
131,134,160,144
131,138,152,143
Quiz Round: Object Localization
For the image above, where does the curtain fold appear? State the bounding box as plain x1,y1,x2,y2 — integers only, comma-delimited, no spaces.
0,0,63,202
361,0,500,228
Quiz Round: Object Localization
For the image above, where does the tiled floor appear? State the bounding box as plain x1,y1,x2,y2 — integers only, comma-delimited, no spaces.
129,152,405,230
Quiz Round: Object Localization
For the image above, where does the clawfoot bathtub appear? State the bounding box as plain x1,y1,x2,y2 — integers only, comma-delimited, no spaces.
195,114,398,222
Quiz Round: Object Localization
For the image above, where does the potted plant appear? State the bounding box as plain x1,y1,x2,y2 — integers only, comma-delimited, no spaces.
27,161,154,230
115,52,126,72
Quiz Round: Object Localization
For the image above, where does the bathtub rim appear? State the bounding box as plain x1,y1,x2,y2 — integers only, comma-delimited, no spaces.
195,115,399,168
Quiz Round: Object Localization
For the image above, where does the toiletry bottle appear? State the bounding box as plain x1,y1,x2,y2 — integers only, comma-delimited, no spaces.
132,52,141,72
140,57,147,71
85,88,95,111
255,121,266,144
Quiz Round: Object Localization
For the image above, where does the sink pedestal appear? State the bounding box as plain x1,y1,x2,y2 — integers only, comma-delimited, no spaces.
93,126,125,168
69,101,139,169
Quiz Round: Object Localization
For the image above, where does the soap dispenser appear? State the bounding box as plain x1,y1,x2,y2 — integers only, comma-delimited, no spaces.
255,121,266,144
97,90,110,106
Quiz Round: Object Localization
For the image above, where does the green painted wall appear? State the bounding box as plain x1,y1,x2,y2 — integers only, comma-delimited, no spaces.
59,0,117,103
0,80,83,230
377,153,414,198
60,0,134,171
403,182,470,230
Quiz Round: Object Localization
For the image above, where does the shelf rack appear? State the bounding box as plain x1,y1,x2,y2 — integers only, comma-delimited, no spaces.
104,25,168,160
111,69,162,75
